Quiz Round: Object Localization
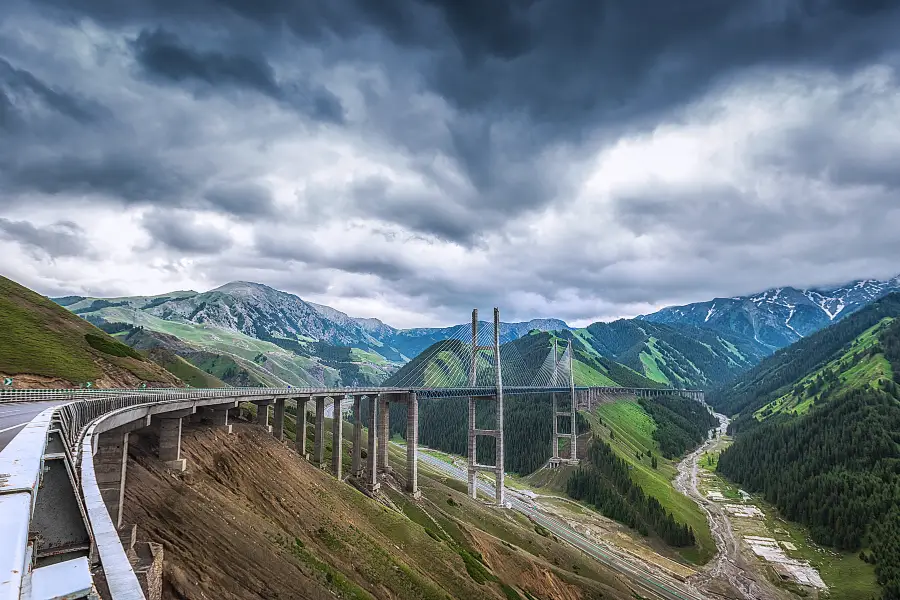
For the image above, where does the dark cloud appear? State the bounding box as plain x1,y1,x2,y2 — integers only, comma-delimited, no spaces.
203,182,276,216
0,218,91,258
2,151,195,205
141,210,233,254
130,27,345,123
0,57,109,125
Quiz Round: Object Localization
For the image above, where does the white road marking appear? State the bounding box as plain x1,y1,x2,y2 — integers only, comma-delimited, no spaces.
0,423,27,435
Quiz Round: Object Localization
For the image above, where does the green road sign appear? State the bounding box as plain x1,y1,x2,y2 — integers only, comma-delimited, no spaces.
3,377,12,386
140,382,147,389
85,381,93,389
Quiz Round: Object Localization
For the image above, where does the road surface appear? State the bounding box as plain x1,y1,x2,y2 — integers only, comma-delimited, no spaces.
0,401,64,452
410,447,707,600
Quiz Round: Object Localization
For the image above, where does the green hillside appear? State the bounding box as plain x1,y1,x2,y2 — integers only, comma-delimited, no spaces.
577,319,769,389
145,348,228,388
571,398,716,564
709,292,900,417
0,275,181,387
717,307,900,599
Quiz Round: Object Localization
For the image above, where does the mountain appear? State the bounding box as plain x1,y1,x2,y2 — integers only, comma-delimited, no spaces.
708,292,900,418
712,294,900,599
642,275,900,350
575,319,770,390
0,276,181,388
55,281,568,387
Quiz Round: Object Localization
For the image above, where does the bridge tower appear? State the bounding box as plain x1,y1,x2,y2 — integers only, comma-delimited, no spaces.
467,307,506,507
550,340,579,467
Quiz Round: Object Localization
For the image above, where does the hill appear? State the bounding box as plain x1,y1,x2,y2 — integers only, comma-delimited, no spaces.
642,276,900,350
123,417,642,600
708,292,900,418
715,303,900,599
0,275,181,388
561,397,717,564
576,319,769,389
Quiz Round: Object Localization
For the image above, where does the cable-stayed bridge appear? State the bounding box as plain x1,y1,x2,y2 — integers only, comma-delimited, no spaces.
0,308,702,600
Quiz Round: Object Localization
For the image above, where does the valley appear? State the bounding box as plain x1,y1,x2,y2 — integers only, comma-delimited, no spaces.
3,273,899,600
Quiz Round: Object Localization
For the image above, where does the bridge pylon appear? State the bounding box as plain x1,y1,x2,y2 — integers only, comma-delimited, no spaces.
467,307,506,507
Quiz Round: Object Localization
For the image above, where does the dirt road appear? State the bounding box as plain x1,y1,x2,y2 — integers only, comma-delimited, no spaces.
674,413,787,600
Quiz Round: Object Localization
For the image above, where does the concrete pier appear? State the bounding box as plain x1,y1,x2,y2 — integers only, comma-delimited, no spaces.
366,395,380,491
255,399,273,433
467,396,477,499
406,392,420,498
352,396,362,477
158,417,186,472
314,396,325,467
377,395,390,473
273,397,285,441
295,398,309,458
207,403,234,434
95,430,129,529
331,396,343,479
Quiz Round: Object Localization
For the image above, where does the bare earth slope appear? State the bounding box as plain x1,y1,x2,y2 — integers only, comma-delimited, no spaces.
124,421,641,600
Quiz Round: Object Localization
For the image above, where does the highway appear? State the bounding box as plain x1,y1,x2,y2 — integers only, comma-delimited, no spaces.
0,400,65,452
412,449,707,600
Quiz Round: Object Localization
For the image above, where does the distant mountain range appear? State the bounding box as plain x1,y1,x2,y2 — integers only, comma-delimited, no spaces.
51,274,900,390
54,281,570,387
641,276,900,350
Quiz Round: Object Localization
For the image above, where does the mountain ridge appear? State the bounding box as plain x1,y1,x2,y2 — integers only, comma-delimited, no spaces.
642,275,900,350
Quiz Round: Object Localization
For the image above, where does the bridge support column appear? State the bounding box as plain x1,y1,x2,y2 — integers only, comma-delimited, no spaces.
273,397,285,441
406,392,420,498
378,395,390,473
95,430,129,529
332,396,344,479
255,399,273,433
314,397,326,467
208,404,234,434
551,392,559,461
366,396,380,491
467,396,477,499
352,396,362,477
296,398,309,458
158,416,186,472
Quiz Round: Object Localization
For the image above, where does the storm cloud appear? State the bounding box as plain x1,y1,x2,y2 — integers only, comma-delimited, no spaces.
1,0,900,326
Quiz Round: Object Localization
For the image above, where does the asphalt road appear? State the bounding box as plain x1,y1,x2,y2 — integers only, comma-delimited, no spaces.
0,401,65,452
412,449,707,600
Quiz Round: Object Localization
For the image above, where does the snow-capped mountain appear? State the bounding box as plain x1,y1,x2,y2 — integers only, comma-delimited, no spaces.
641,276,900,349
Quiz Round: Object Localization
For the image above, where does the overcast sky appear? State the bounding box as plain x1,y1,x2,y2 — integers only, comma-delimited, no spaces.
2,0,900,328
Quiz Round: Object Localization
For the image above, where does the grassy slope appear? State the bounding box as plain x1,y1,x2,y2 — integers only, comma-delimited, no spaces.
125,417,639,600
146,348,227,388
0,276,179,387
584,400,716,564
753,318,895,420
65,303,340,386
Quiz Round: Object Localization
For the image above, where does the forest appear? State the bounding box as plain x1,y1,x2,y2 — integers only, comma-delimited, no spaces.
638,394,718,458
567,439,695,547
717,318,900,599
370,393,591,475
